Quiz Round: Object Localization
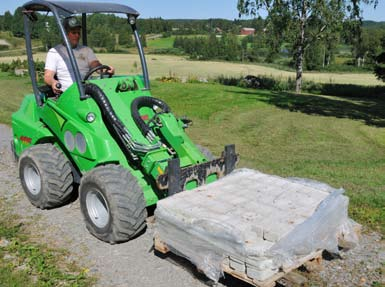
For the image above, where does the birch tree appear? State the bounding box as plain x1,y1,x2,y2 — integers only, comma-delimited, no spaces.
237,0,378,93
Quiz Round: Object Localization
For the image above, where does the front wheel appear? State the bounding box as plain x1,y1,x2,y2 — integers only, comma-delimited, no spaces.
18,144,74,209
79,165,147,243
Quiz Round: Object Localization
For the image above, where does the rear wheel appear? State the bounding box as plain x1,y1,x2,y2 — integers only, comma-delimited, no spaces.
79,164,147,243
19,144,74,209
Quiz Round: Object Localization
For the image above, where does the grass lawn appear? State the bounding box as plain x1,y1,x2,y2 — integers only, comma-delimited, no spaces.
0,73,30,124
1,74,384,236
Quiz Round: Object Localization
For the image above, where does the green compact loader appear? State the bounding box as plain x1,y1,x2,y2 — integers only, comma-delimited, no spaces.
12,1,238,243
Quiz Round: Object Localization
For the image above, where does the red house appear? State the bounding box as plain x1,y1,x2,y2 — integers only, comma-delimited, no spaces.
240,27,255,36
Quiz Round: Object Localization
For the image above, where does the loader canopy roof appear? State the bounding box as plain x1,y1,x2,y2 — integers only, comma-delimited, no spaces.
22,0,150,105
22,0,139,17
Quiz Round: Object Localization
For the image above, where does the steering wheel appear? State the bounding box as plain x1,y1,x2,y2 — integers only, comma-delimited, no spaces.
83,64,112,80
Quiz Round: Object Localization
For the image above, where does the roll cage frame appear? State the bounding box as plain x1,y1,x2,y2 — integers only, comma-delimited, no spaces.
22,0,150,106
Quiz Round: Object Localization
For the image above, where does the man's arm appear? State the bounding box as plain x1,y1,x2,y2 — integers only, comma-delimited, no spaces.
44,69,62,94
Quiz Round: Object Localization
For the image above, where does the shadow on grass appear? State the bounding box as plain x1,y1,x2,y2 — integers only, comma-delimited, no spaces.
232,85,385,127
317,83,385,99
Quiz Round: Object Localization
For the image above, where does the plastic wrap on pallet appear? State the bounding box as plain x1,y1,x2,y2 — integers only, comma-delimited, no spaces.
154,169,360,282
270,189,349,267
287,177,339,193
155,205,245,281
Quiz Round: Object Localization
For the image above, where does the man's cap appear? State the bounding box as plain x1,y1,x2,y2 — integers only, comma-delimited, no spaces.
63,17,82,31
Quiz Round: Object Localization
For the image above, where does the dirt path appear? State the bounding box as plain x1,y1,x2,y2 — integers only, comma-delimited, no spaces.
0,124,384,286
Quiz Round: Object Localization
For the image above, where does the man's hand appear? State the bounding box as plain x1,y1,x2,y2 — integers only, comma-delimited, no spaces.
45,69,62,95
107,66,115,75
90,61,115,77
51,80,62,95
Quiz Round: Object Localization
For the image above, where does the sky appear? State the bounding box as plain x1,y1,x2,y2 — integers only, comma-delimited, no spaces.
0,0,384,21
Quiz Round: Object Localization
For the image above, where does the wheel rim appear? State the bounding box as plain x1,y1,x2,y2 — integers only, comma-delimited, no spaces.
23,162,41,195
85,188,110,228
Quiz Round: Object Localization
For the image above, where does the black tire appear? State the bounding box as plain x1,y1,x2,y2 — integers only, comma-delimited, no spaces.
196,144,215,161
79,164,147,243
18,144,74,209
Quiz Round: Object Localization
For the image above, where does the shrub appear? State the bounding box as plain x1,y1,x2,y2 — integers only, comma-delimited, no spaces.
216,74,294,92
374,52,385,82
0,59,45,75
215,74,385,98
157,75,181,83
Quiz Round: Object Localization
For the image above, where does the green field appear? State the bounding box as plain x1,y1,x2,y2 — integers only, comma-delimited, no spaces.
1,72,384,235
146,36,175,49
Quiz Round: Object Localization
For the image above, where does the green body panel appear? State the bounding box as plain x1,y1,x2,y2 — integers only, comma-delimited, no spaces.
11,75,209,206
12,95,54,154
158,113,206,166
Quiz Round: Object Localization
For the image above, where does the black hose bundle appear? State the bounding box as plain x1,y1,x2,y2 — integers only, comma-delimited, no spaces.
131,96,170,137
84,83,135,159
84,84,162,158
85,83,126,135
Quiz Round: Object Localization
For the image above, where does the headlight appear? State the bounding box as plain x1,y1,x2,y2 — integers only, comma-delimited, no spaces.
86,112,96,123
128,15,136,25
64,131,75,151
75,132,86,154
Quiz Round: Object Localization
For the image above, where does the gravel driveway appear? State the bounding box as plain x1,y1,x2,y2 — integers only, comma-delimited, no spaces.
0,124,384,287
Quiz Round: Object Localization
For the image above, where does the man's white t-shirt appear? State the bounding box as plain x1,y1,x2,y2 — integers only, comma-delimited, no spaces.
45,44,98,91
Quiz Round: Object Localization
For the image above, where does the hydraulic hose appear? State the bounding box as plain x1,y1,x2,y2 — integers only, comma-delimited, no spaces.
131,96,170,137
85,83,126,133
84,83,161,157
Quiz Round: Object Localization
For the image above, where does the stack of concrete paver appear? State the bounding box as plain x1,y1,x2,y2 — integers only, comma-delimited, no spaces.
154,168,357,283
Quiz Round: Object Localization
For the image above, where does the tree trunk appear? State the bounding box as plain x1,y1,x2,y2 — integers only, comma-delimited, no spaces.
295,3,307,94
323,47,326,68
295,45,304,94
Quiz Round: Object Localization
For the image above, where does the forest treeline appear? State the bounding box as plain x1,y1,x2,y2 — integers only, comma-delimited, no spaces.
1,7,385,73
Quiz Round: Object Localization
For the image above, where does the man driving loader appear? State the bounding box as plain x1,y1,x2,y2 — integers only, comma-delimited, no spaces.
44,16,115,94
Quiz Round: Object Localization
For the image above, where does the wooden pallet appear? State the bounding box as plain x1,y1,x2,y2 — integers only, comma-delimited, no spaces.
154,235,323,287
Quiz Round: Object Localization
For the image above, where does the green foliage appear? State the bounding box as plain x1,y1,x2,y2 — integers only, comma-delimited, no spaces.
351,28,385,67
140,34,147,48
89,25,116,52
237,0,379,92
2,11,13,31
217,74,297,91
137,18,172,34
11,7,24,37
0,59,45,74
38,17,62,50
304,40,324,71
215,74,385,98
0,6,384,74
117,27,133,47
174,34,242,61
